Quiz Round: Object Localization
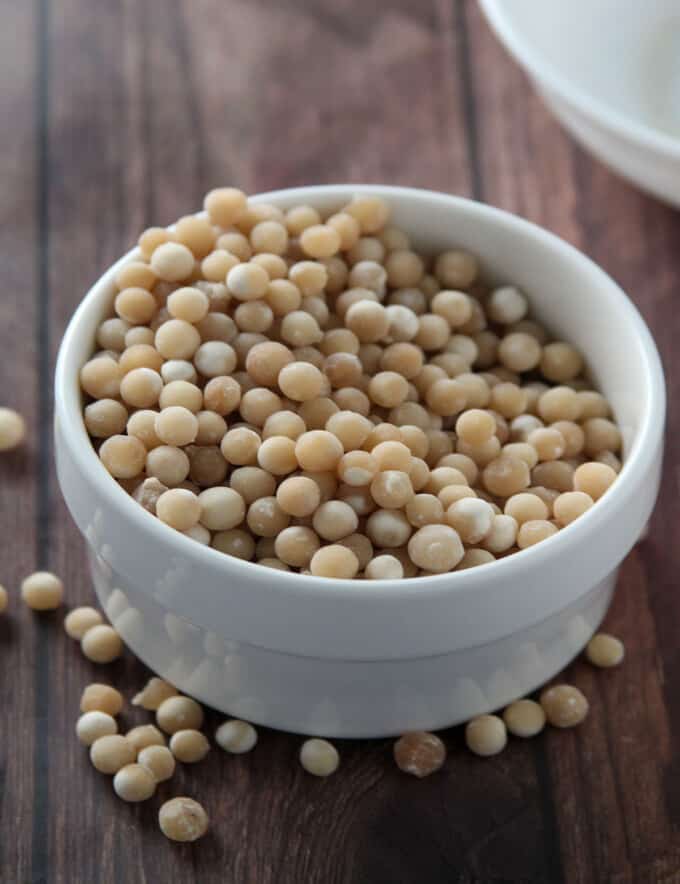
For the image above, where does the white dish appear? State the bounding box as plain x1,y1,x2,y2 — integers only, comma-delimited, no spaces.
55,185,665,737
479,0,680,207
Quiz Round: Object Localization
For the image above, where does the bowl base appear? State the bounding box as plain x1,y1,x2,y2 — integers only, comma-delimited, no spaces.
89,548,615,738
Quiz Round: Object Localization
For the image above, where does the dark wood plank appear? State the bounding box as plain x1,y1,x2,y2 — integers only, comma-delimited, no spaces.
0,2,40,883
0,0,678,881
465,1,680,881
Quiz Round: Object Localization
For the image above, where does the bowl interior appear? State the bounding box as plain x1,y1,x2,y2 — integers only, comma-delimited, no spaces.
61,185,661,549
483,0,680,143
64,187,656,468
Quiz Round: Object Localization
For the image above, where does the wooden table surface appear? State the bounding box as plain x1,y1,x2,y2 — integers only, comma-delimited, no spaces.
2,1,679,882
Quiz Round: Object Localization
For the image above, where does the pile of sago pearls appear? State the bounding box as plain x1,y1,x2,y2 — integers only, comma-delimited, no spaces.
79,189,622,579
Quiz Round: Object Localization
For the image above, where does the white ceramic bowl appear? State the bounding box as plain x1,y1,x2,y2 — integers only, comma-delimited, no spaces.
55,185,665,738
479,0,680,207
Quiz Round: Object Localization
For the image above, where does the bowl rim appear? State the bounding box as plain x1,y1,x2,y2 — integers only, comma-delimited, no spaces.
478,0,680,162
55,184,666,603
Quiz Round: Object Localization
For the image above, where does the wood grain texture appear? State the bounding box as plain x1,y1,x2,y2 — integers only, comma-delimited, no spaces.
0,0,678,881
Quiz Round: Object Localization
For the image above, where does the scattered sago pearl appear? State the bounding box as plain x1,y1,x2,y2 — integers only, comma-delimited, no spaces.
138,745,176,782
540,684,589,727
393,731,446,778
170,729,210,763
133,677,178,710
585,633,624,668
159,797,210,842
21,571,63,611
299,738,340,777
0,407,26,451
81,625,123,663
76,711,118,746
503,699,546,738
465,714,508,756
215,719,258,754
309,545,359,578
80,683,124,716
90,734,136,774
64,606,103,639
114,764,157,802
126,724,166,753
156,696,204,735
